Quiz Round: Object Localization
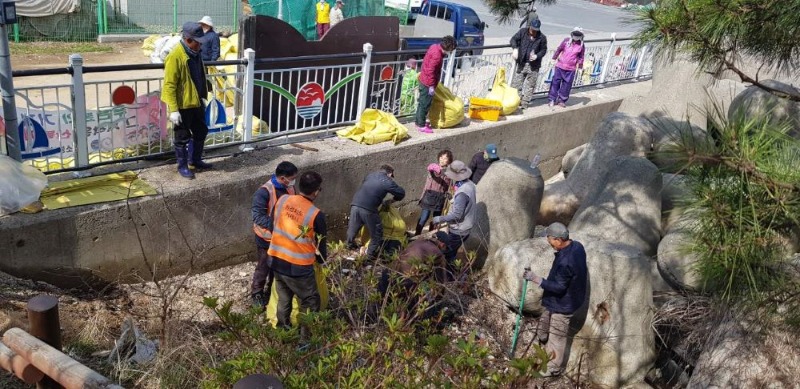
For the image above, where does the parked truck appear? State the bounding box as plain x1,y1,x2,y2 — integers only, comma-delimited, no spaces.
400,0,486,57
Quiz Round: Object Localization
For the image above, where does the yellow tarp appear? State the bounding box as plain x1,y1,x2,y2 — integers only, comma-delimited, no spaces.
485,67,521,115
336,109,409,145
359,205,408,245
40,171,157,210
429,83,465,129
266,263,330,327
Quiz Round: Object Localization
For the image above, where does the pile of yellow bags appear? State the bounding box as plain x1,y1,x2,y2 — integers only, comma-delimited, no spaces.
485,67,521,115
336,109,409,145
265,263,330,327
359,205,408,246
429,83,465,129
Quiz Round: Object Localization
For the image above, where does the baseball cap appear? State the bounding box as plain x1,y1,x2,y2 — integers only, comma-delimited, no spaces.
545,222,569,240
181,22,210,44
529,19,541,31
485,143,498,159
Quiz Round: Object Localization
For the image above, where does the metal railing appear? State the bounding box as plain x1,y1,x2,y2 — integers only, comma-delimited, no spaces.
3,36,652,174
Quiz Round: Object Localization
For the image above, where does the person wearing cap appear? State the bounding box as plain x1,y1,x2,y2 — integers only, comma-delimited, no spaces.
346,164,406,261
329,0,345,28
510,18,548,109
161,21,213,179
197,16,220,62
315,0,331,40
523,222,588,377
431,160,477,276
549,27,586,108
468,143,500,185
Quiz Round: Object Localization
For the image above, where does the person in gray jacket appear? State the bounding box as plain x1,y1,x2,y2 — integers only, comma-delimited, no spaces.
346,164,406,261
431,160,477,276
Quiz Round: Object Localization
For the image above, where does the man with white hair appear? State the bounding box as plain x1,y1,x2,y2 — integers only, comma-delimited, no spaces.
523,222,588,377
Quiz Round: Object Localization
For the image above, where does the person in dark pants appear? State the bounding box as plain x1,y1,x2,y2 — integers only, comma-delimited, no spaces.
268,171,327,341
431,160,477,278
198,16,220,62
415,35,457,133
523,222,588,377
510,19,548,109
468,143,500,185
346,164,406,261
415,149,453,236
161,22,212,179
250,161,299,310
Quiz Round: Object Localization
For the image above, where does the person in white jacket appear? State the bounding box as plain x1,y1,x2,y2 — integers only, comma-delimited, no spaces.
330,0,345,28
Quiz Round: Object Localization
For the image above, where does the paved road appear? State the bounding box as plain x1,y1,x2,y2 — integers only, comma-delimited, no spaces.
457,0,641,44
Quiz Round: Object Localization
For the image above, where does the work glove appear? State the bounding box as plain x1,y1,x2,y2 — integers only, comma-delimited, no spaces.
428,86,435,96
427,163,441,174
431,216,441,225
511,48,518,60
529,53,538,61
169,111,182,126
523,270,543,285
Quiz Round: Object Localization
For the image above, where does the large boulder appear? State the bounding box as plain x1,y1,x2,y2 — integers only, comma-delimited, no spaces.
657,218,702,292
568,238,656,388
561,143,586,178
660,173,690,234
728,80,800,138
486,237,554,314
688,318,800,388
570,156,662,256
465,158,544,269
538,113,658,225
487,236,657,387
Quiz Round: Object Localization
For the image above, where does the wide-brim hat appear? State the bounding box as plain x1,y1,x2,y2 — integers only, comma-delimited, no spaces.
444,160,472,182
198,16,214,27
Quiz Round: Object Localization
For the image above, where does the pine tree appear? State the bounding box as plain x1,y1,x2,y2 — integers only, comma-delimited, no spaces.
484,0,557,26
635,0,800,101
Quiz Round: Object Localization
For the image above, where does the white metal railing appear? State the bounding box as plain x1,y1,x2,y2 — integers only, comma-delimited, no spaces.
3,37,652,174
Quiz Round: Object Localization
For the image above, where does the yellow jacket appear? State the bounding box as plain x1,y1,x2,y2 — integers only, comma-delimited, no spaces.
316,1,331,24
161,43,205,112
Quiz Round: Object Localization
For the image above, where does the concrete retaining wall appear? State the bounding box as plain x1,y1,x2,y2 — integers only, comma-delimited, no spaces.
0,83,644,287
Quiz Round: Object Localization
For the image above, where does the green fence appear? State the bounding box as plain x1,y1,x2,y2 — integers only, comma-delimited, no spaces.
9,0,241,42
250,0,409,41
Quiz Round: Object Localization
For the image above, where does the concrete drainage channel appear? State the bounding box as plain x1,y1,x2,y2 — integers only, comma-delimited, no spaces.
0,81,650,288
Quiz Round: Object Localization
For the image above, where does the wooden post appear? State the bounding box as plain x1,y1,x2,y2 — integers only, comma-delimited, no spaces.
3,328,123,389
0,341,45,384
27,295,62,389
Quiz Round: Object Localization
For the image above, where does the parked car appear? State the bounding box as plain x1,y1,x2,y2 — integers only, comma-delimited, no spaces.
400,0,486,56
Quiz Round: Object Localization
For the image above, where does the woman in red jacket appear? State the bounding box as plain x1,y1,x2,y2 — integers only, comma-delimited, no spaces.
415,36,457,133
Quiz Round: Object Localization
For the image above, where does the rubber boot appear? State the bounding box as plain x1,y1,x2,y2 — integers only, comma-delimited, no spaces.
251,291,268,312
188,139,213,170
174,144,195,179
414,224,423,236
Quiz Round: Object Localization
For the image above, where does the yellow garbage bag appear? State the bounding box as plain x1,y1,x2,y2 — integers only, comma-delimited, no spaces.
234,115,270,137
228,33,239,53
485,67,520,115
207,66,236,107
219,37,234,59
429,83,465,129
336,109,409,145
265,263,329,327
40,171,157,210
141,35,160,57
359,205,408,245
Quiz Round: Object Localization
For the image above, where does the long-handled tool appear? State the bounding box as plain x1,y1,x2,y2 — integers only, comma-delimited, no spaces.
509,267,530,358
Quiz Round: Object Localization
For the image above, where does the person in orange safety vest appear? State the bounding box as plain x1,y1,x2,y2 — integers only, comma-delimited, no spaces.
268,171,327,339
250,161,298,310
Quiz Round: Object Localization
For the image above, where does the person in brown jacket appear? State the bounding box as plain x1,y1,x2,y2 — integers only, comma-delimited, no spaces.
378,232,450,301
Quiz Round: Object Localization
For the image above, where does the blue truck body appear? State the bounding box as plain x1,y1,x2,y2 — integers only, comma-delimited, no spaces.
401,0,486,56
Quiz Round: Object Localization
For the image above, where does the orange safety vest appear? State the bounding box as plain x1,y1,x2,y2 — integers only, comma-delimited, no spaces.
267,195,321,266
253,181,296,242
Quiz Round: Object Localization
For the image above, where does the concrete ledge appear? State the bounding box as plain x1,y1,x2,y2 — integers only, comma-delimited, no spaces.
0,81,650,288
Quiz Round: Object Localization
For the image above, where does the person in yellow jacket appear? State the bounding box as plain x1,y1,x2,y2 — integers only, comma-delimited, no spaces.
161,22,213,179
268,171,327,341
315,0,331,40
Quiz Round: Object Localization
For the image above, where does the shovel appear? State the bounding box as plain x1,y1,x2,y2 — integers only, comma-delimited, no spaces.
509,267,530,358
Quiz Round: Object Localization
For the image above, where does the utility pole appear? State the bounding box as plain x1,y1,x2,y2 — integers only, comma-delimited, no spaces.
0,1,20,161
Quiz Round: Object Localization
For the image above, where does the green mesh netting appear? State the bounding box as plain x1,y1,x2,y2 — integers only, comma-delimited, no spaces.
13,0,99,42
250,0,390,41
